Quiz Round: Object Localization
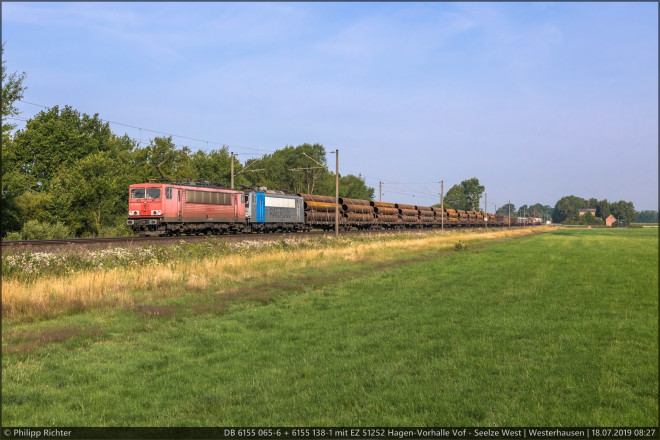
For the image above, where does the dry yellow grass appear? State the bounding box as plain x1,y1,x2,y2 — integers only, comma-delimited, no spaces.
2,227,552,321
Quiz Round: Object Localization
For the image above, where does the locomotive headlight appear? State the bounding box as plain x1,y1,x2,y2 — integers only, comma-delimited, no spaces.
151,210,162,216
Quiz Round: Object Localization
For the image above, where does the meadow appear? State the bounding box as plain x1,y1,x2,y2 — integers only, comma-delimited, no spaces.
1,227,657,426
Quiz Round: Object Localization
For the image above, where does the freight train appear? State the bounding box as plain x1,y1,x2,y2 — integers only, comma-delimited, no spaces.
126,181,539,236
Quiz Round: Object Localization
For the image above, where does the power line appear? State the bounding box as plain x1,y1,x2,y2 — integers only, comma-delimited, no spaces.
15,99,277,155
13,100,458,201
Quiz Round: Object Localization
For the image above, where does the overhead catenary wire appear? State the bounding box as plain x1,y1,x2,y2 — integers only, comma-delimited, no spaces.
11,100,494,204
14,99,278,157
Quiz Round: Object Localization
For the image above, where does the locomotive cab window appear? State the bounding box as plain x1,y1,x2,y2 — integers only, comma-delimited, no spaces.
131,188,161,199
166,188,173,199
130,188,145,199
146,188,161,199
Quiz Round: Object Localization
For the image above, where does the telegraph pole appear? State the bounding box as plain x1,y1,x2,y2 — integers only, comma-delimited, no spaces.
440,180,444,233
485,193,487,229
508,200,511,226
335,149,339,237
230,152,235,189
379,181,382,202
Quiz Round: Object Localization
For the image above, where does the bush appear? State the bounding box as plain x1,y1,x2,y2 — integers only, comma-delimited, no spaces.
454,240,468,251
8,220,73,240
4,231,22,241
98,224,134,238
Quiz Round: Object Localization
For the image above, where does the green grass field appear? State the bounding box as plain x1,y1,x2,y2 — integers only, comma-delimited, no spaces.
2,228,657,426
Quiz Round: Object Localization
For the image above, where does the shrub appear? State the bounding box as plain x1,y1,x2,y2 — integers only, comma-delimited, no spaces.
454,241,468,251
4,232,22,241
98,224,134,238
11,220,73,240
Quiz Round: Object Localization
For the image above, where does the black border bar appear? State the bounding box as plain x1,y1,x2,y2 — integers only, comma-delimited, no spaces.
1,427,658,440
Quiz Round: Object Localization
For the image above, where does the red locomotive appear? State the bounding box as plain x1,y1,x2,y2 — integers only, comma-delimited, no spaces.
127,182,246,236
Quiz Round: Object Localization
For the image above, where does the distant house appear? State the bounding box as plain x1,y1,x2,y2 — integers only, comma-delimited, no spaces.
578,209,596,216
605,214,616,227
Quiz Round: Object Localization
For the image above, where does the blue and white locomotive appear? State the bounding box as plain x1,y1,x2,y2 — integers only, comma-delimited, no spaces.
244,190,307,233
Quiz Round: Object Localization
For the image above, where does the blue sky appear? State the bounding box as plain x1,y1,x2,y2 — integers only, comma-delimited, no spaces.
2,2,658,210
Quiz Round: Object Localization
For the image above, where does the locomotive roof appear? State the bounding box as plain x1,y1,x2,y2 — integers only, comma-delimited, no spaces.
133,180,232,190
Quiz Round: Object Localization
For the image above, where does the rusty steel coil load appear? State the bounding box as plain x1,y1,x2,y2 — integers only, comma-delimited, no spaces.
373,206,398,215
371,201,396,208
304,211,345,222
304,200,337,212
419,210,434,217
344,212,374,223
476,212,484,218
338,197,371,207
375,214,400,223
468,212,477,218
399,215,419,223
342,203,374,214
448,217,460,223
446,208,458,216
416,205,433,212
399,208,419,216
396,203,416,210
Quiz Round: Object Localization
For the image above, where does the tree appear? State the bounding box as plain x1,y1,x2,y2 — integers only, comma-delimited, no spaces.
3,104,138,236
189,147,245,187
50,151,128,236
636,210,658,223
1,45,28,236
497,203,516,216
1,43,27,137
443,184,467,210
460,177,485,211
517,204,529,217
338,174,374,200
527,203,553,220
595,199,611,219
578,212,603,226
6,105,117,190
246,144,325,193
552,195,586,223
610,200,636,225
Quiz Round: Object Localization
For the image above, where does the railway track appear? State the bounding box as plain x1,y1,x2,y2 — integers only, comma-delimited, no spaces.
1,228,442,252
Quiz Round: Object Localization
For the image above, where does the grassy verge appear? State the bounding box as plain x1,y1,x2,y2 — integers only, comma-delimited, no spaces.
2,227,657,426
2,228,537,322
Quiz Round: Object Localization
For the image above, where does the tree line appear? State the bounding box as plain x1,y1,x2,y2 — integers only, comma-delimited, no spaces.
551,196,639,226
431,176,647,227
